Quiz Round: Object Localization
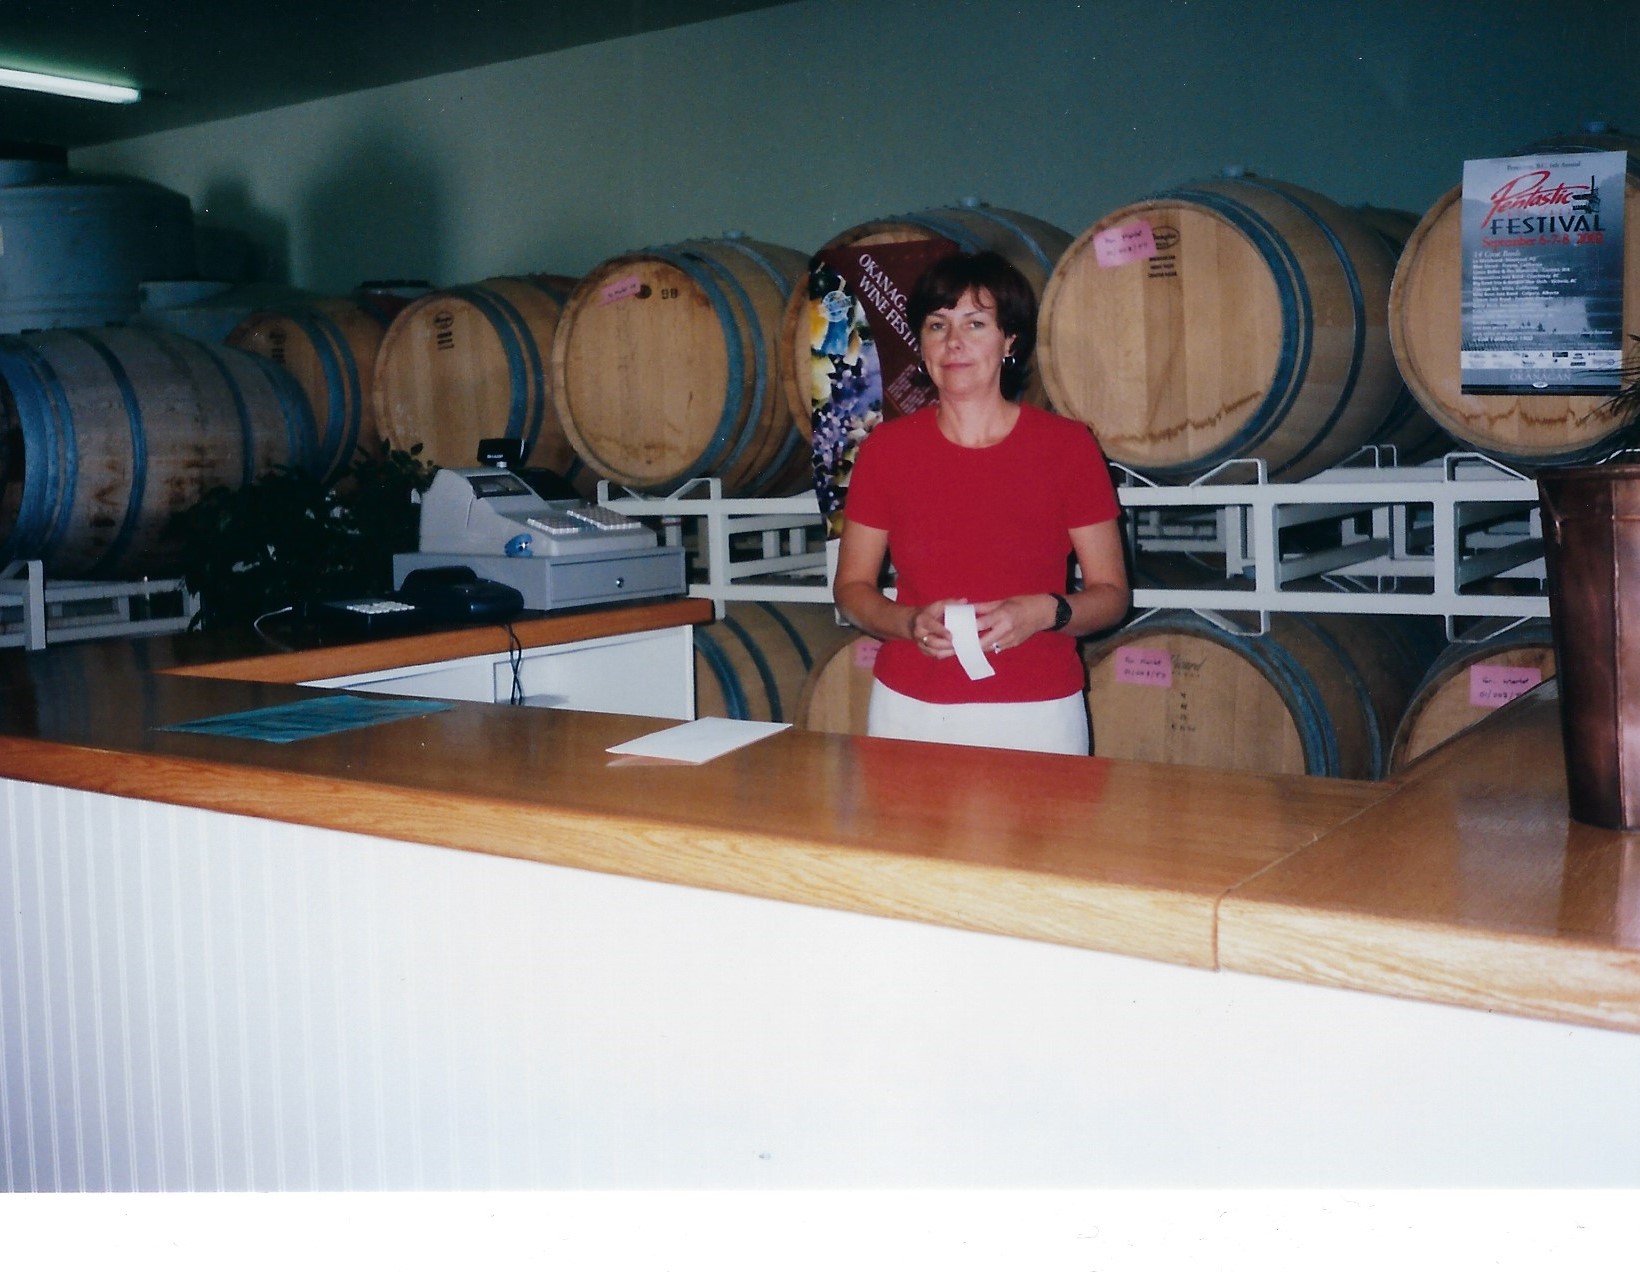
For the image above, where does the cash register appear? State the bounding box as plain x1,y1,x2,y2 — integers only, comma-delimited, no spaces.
391,440,686,612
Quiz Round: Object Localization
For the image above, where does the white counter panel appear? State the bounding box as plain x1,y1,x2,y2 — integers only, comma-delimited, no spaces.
5,775,1638,1191
301,625,696,719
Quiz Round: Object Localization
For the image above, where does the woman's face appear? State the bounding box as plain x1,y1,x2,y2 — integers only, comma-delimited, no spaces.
918,287,1015,401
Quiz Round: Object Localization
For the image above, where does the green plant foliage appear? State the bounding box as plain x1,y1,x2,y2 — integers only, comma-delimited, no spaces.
165,443,438,631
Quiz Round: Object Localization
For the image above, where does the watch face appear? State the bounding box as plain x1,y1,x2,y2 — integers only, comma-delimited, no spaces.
1053,594,1072,629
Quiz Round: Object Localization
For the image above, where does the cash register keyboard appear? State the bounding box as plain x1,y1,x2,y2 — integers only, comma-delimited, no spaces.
527,506,638,535
567,504,638,529
526,513,587,537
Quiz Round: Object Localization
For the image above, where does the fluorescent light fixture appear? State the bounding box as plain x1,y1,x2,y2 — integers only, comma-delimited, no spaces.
0,66,141,104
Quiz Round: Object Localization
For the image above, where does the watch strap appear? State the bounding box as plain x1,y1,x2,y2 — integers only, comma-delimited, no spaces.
1049,593,1072,631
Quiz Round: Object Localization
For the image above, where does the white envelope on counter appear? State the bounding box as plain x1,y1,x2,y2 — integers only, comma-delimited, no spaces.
608,717,789,764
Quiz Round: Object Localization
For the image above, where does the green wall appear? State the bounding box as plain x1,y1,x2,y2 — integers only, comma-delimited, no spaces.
74,0,1640,294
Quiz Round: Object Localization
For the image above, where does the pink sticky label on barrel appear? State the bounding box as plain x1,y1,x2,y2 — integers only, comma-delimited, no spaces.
853,639,882,669
600,275,645,304
1470,664,1541,708
1094,220,1159,268
1115,646,1172,686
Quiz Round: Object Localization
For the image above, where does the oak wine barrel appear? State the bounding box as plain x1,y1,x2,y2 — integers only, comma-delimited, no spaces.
1083,611,1440,778
1,326,316,578
373,275,590,489
227,298,385,481
1039,175,1405,482
1389,620,1556,773
1349,206,1453,465
552,238,809,497
795,632,879,735
695,600,854,723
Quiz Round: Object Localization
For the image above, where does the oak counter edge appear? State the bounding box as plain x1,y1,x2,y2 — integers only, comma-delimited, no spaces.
167,596,715,683
1216,893,1640,1034
0,732,1227,969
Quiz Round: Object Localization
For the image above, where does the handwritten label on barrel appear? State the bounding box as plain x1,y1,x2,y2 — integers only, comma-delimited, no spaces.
1115,646,1172,687
600,275,646,305
853,639,882,669
1094,220,1159,268
1470,664,1541,708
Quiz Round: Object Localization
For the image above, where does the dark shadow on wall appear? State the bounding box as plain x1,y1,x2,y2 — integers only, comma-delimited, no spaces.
194,177,290,282
297,130,449,293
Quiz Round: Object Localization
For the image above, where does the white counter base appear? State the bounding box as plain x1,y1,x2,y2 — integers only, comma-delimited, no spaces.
5,775,1638,1190
301,623,696,718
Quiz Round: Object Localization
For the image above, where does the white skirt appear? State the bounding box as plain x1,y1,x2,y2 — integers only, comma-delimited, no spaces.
866,681,1090,756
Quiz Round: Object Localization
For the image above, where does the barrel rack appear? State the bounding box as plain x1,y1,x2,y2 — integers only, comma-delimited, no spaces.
0,561,197,652
1115,451,1548,635
601,480,833,615
2,456,1551,647
599,451,1551,631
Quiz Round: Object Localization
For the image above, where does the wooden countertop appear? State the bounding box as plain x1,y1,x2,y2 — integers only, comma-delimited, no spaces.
157,597,717,682
1219,681,1640,1032
2,601,1638,1032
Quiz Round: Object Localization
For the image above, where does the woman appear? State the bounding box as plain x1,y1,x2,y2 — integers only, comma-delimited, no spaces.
832,250,1129,755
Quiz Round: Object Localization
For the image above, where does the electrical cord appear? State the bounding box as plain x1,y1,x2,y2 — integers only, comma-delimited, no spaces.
252,605,296,650
502,620,524,705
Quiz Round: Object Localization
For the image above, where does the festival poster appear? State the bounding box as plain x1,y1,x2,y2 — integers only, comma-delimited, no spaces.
1461,150,1627,394
806,238,958,536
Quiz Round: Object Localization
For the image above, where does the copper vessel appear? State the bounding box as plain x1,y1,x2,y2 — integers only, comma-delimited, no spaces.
1538,463,1640,830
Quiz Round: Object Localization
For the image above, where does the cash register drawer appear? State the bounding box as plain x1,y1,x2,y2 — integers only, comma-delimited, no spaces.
547,547,685,605
393,546,686,611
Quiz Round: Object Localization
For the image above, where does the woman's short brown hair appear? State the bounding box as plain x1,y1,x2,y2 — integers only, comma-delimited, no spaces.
907,250,1037,399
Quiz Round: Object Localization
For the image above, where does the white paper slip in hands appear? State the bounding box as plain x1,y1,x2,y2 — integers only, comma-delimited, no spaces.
607,716,790,764
944,602,996,681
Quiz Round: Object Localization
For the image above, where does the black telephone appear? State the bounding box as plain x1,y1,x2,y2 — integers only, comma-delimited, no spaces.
396,566,525,622
306,567,524,638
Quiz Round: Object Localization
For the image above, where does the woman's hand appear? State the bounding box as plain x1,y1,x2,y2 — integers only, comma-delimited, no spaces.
910,599,969,658
973,594,1056,655
972,521,1133,655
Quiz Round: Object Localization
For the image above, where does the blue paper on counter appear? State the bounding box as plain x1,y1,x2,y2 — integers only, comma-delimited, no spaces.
160,693,452,743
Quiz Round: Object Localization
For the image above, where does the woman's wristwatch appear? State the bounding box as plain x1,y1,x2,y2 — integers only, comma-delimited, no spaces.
1048,593,1073,631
